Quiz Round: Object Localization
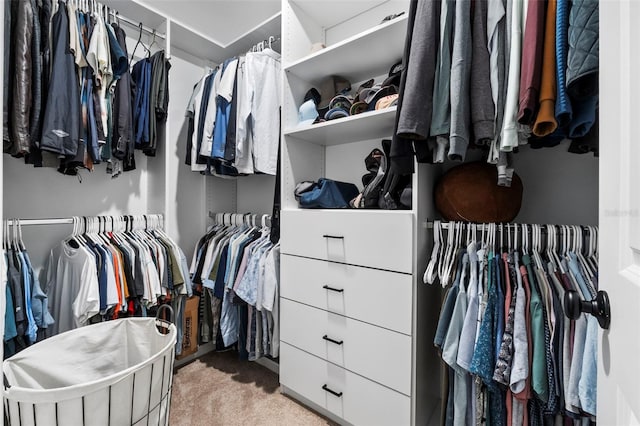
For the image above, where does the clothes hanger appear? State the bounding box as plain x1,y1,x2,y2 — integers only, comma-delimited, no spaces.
586,226,598,270
593,226,599,267
438,221,455,287
424,221,442,284
2,220,7,251
533,224,545,270
448,221,463,284
17,219,26,252
489,222,496,255
9,220,15,251
575,225,597,292
130,23,150,63
148,30,158,57
546,225,559,273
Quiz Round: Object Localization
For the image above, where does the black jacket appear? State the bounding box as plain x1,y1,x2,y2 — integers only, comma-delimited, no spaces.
112,24,134,166
40,1,81,157
10,0,34,156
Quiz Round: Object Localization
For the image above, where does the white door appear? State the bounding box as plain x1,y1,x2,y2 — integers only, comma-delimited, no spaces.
599,0,640,424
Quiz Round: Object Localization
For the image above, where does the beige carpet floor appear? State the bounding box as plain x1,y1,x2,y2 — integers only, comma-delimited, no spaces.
170,351,336,426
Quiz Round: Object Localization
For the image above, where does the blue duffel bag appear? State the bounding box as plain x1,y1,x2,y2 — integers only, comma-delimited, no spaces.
295,178,359,209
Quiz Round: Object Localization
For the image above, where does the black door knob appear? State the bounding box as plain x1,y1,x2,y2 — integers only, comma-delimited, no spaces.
564,289,611,329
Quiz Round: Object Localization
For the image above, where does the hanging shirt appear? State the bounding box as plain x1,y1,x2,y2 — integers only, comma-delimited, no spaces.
236,240,272,306
4,253,18,343
522,256,549,403
188,74,209,171
86,14,112,136
500,0,525,152
442,254,470,426
48,241,100,335
40,2,82,157
131,58,152,147
212,58,239,159
456,243,480,371
448,0,472,161
234,55,254,174
23,252,55,332
17,252,38,344
261,244,279,312
510,253,530,396
237,49,281,175
199,69,220,161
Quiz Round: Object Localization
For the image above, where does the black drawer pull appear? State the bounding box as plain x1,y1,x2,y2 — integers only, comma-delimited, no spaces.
323,285,344,293
322,235,344,239
322,384,343,398
322,335,344,345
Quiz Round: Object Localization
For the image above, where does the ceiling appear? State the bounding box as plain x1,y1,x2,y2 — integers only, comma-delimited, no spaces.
139,0,281,46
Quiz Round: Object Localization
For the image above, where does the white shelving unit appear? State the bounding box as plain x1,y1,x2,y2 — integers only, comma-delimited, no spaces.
284,107,397,145
279,1,442,425
284,14,407,83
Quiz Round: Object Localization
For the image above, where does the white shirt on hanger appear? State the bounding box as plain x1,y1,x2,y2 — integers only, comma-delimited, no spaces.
237,49,281,175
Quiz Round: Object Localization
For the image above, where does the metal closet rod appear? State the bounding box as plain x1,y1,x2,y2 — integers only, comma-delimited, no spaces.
209,211,272,226
209,212,272,219
5,214,164,227
424,220,597,231
116,14,167,40
69,0,167,40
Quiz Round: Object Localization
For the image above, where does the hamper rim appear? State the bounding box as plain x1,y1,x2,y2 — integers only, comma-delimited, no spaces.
2,318,177,403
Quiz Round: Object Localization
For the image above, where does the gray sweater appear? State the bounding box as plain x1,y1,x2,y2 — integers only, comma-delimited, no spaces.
448,0,472,161
430,0,454,137
396,0,441,141
471,0,496,144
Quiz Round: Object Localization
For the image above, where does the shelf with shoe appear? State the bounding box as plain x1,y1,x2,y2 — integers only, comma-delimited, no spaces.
279,1,442,425
284,106,397,145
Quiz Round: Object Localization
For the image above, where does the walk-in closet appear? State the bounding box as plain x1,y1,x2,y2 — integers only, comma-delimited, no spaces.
0,0,638,425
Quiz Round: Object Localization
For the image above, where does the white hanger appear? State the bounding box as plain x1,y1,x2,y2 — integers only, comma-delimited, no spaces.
424,221,442,284
531,224,543,269
438,221,456,287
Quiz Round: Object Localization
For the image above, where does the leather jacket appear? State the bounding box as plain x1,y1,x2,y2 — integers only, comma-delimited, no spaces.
10,0,34,156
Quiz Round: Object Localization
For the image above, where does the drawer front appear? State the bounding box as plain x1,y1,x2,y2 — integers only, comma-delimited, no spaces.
280,343,411,426
281,254,413,335
280,209,413,273
281,299,412,395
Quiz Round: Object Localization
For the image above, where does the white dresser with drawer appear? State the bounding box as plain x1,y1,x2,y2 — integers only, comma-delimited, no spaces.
279,209,435,426
279,1,441,423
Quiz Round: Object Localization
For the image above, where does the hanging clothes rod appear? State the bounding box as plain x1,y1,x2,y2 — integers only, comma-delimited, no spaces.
65,0,167,40
116,14,167,40
5,214,164,227
4,218,74,226
248,35,281,53
209,211,271,227
423,220,597,231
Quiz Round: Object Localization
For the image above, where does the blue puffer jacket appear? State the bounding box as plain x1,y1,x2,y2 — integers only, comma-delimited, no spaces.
566,0,599,99
555,0,573,127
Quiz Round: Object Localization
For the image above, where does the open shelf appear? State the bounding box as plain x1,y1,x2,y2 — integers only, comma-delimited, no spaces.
170,20,226,60
171,12,282,62
289,0,390,30
284,14,407,83
284,107,397,145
